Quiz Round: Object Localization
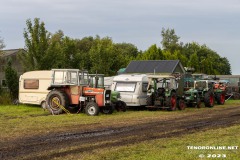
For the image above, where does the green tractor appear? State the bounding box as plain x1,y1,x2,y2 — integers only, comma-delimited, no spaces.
194,80,216,107
88,74,127,112
183,74,201,108
146,75,186,111
184,88,201,108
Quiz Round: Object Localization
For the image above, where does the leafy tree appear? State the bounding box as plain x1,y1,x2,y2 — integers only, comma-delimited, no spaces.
161,28,180,53
182,42,231,75
5,60,19,100
74,36,95,70
137,44,162,60
113,42,138,69
188,52,199,71
89,36,116,76
0,35,5,50
18,18,50,70
47,30,78,69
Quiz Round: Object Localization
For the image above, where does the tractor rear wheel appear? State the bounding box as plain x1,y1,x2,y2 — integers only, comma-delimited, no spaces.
85,102,100,116
204,91,214,108
115,101,127,112
216,92,225,105
167,93,177,111
177,99,185,110
101,106,114,114
46,90,69,115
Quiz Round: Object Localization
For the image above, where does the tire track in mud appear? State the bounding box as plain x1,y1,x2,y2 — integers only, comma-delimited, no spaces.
1,106,240,160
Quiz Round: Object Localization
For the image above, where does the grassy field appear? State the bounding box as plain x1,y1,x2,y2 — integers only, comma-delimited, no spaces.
0,100,240,159
77,125,240,160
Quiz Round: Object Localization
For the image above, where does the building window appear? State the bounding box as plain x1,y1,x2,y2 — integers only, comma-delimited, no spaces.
24,79,39,89
1,80,7,87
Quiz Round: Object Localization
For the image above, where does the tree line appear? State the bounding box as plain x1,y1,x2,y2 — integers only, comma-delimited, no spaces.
0,18,232,101
11,18,232,76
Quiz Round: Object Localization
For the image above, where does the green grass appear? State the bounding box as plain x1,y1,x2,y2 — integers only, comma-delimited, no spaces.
0,100,240,159
1,100,240,141
79,125,240,160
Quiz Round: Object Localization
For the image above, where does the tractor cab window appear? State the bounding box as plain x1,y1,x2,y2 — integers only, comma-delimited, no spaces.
53,70,67,84
52,70,78,85
79,71,89,85
89,75,104,88
158,78,172,89
195,81,207,90
67,71,78,85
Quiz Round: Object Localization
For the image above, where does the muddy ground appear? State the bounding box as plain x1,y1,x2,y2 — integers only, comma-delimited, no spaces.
1,106,240,160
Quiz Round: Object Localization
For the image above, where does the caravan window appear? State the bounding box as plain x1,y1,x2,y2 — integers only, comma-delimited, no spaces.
115,82,136,92
24,79,39,89
142,83,148,92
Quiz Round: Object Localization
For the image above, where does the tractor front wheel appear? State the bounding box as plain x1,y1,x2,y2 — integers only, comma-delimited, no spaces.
196,97,201,108
85,102,100,116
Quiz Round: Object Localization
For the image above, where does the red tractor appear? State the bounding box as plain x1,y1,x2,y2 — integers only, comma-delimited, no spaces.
46,69,113,116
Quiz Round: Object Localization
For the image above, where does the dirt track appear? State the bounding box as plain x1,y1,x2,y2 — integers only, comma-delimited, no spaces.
1,106,240,160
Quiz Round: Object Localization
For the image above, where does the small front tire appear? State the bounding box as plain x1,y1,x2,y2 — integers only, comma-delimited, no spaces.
85,102,100,116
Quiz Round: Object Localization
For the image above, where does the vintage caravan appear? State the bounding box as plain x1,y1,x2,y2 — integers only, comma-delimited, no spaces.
111,74,148,107
19,70,52,108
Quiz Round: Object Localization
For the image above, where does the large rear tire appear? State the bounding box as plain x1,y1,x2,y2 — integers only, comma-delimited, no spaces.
85,102,100,116
204,91,214,108
101,106,114,114
167,93,177,111
115,101,127,112
177,99,186,110
216,92,225,105
46,90,69,115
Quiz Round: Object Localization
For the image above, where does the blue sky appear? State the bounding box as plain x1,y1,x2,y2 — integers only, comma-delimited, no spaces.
0,0,240,74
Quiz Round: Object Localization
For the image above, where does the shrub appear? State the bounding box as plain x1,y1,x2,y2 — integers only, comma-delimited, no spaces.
0,91,12,105
5,60,19,100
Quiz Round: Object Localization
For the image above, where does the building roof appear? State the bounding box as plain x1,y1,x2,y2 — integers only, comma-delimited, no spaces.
125,60,185,74
0,49,22,57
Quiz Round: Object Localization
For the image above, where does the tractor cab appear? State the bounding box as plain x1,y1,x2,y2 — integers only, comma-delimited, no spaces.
49,69,89,88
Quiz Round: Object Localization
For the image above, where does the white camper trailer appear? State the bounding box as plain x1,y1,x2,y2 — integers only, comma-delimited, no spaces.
19,70,52,107
111,74,148,107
